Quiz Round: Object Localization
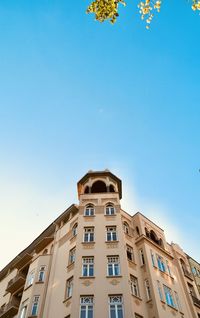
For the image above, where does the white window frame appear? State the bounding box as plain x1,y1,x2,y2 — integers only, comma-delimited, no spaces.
157,255,166,272
157,280,164,301
69,247,76,264
19,305,27,318
38,266,46,282
150,250,155,267
31,295,40,316
123,222,129,235
27,269,35,287
105,204,115,215
84,205,95,217
82,257,94,277
66,277,73,298
126,245,134,262
80,296,94,318
130,276,140,298
107,256,120,276
72,223,78,237
144,279,151,300
84,227,94,243
109,295,124,318
106,226,117,242
139,249,145,265
163,285,176,308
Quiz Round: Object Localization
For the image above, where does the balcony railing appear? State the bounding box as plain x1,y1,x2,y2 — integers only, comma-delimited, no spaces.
6,272,26,294
0,298,20,318
191,294,200,308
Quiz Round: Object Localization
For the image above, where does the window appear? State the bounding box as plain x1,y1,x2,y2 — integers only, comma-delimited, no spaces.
84,227,94,242
123,222,129,235
85,204,95,216
130,275,140,297
27,270,35,287
69,247,76,264
72,223,78,236
144,279,151,300
150,250,155,267
157,255,166,272
105,204,115,215
139,249,145,265
31,296,40,316
107,256,120,276
109,295,124,318
82,257,94,277
126,245,134,262
66,277,73,298
166,260,172,276
38,266,45,282
106,226,117,241
80,296,94,318
157,280,163,301
163,285,176,308
19,306,27,318
174,291,182,311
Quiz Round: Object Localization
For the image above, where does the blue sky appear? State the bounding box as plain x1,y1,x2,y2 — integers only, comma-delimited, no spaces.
0,0,200,270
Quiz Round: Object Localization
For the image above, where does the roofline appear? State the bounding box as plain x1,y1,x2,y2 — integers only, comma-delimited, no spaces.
0,204,78,279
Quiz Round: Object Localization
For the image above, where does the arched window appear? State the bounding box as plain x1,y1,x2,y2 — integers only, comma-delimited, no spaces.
123,222,130,235
105,203,115,215
84,186,90,194
85,204,95,216
72,223,78,237
91,180,107,193
109,184,115,193
145,227,150,238
149,230,161,246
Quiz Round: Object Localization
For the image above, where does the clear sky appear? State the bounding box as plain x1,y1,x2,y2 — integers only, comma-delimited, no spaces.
0,0,200,270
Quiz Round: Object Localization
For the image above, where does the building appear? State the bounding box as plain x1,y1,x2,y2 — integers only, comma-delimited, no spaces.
0,170,200,318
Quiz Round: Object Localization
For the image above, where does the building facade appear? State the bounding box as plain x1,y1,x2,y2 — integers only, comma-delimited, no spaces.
0,170,200,318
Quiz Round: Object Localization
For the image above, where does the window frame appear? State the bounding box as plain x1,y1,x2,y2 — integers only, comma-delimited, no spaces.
105,204,115,216
126,245,134,262
69,247,76,265
144,279,151,301
26,269,35,288
83,227,95,243
31,295,40,316
130,275,140,298
38,266,46,282
80,296,94,318
163,285,176,308
107,256,121,276
66,276,73,298
84,204,95,217
109,295,124,318
82,257,94,277
106,226,117,242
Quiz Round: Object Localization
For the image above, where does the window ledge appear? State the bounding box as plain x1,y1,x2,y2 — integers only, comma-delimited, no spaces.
24,284,33,291
106,275,122,278
128,259,137,266
105,241,119,243
79,276,95,279
104,214,116,217
83,215,96,217
146,299,152,303
70,234,77,241
166,304,178,311
131,294,142,301
35,281,44,284
67,262,75,270
82,242,95,245
63,296,72,303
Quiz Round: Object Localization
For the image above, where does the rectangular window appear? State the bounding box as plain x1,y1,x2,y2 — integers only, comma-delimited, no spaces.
144,279,151,300
157,280,163,301
157,255,166,272
174,291,182,311
139,249,145,265
166,260,171,276
82,257,94,277
19,306,27,318
106,205,115,215
107,256,120,276
69,247,76,265
163,285,175,308
80,296,94,318
84,227,94,243
27,270,35,287
66,277,73,298
38,266,46,282
150,250,155,267
109,295,124,318
130,275,140,298
106,226,117,241
31,296,40,316
126,245,134,262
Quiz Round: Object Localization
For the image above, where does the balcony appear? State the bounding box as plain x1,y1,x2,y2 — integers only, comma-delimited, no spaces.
191,295,200,308
0,298,20,318
6,272,26,294
14,253,32,270
182,267,193,280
